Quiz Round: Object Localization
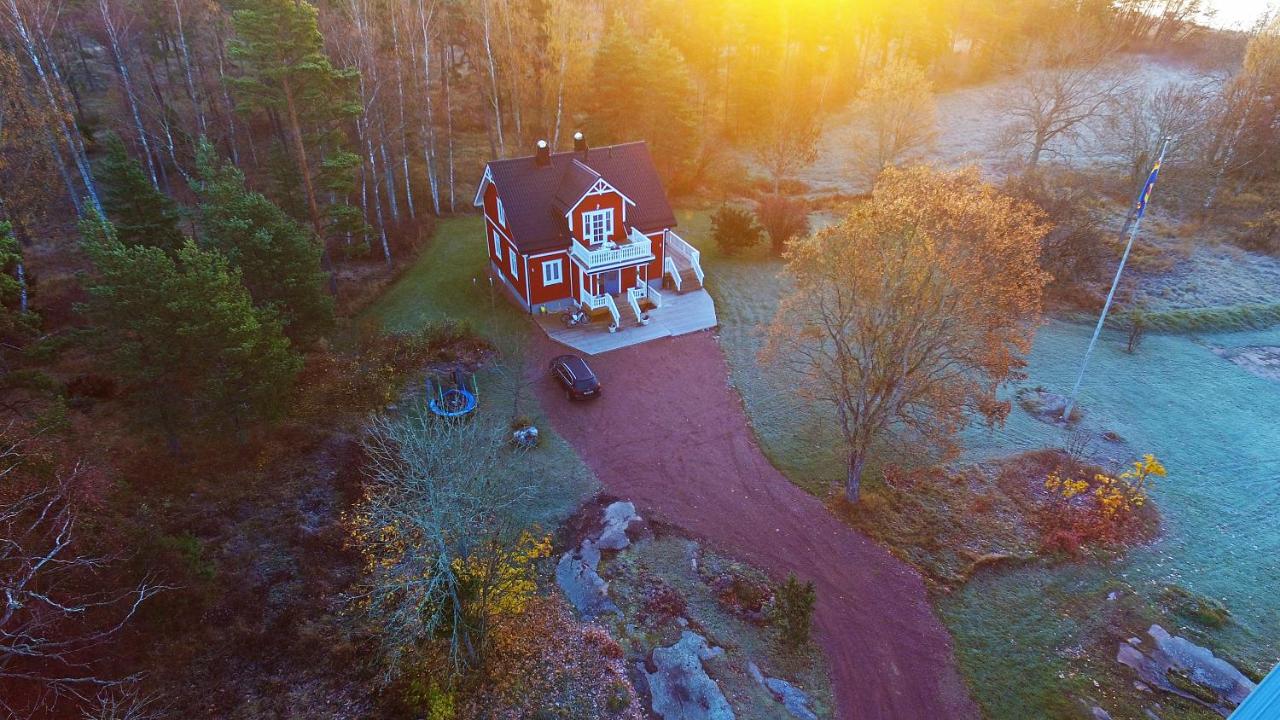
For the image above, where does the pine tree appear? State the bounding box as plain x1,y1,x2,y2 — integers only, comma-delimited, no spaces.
195,140,333,345
227,0,360,247
97,134,187,254
587,16,645,143
0,221,36,341
78,210,301,436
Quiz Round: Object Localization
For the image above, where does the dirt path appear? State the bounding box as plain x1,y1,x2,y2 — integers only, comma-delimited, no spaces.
533,332,978,720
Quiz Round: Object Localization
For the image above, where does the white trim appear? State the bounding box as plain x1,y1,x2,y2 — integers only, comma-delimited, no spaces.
542,258,564,285
582,208,614,245
491,227,501,258
472,166,493,207
508,246,519,278
496,197,506,226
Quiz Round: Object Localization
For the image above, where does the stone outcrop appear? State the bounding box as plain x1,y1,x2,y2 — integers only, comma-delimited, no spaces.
748,661,819,720
556,501,642,618
1116,624,1256,717
645,631,734,720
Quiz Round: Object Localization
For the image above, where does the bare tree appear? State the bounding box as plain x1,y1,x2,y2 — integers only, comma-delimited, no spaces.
348,412,551,678
1000,39,1132,169
848,57,937,185
1107,79,1215,187
0,426,163,716
752,103,821,193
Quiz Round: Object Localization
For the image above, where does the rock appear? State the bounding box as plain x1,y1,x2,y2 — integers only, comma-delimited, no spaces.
511,425,539,448
597,501,641,551
1091,706,1113,720
1115,624,1256,716
747,659,818,720
645,632,734,720
555,546,617,619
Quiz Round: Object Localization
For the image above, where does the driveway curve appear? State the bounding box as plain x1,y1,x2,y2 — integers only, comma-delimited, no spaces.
533,331,978,720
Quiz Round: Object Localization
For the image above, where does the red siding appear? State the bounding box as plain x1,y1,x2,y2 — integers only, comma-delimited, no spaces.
483,184,526,304
527,251,571,307
570,192,626,245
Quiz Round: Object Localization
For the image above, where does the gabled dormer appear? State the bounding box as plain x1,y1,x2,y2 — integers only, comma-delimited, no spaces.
554,161,636,248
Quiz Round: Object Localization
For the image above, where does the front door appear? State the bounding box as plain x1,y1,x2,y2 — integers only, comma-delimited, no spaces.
603,269,621,295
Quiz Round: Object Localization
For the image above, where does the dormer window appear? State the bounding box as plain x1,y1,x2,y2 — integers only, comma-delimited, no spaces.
582,208,613,245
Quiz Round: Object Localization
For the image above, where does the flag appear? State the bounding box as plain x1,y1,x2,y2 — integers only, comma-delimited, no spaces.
1134,158,1163,219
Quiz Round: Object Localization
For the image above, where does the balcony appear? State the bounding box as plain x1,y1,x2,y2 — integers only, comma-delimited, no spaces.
569,227,655,271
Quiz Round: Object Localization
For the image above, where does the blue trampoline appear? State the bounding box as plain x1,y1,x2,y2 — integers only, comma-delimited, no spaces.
426,368,479,418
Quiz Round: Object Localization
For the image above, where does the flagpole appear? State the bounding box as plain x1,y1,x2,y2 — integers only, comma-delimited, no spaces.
1061,137,1172,421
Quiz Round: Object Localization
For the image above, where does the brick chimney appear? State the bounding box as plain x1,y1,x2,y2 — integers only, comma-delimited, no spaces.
535,139,551,166
573,131,588,153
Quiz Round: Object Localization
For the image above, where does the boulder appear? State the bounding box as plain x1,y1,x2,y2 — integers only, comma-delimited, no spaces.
645,632,734,720
747,660,818,720
555,544,617,619
597,501,641,551
1115,624,1256,716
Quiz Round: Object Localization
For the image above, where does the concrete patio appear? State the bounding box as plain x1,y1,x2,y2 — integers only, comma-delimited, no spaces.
534,288,718,355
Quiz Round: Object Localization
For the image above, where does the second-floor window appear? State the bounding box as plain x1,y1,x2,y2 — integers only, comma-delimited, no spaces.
582,208,613,244
496,197,506,226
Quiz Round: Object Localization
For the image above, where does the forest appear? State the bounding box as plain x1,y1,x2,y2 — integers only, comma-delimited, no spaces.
1,0,1278,717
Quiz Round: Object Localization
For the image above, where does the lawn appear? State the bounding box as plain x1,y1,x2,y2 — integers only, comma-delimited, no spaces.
691,204,1279,719
362,214,597,525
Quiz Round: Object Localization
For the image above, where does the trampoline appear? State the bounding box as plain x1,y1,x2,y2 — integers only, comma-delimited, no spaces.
426,368,479,418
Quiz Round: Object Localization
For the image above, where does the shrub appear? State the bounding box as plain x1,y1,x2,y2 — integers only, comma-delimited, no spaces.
773,573,816,649
755,195,811,255
710,206,763,256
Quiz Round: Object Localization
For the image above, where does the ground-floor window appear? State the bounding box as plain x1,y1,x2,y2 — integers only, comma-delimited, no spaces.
509,247,519,278
542,258,564,285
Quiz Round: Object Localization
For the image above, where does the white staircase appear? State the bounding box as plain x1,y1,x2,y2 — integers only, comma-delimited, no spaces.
664,229,704,291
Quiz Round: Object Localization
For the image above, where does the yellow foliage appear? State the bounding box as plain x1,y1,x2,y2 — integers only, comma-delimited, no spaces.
1045,453,1167,520
453,531,551,618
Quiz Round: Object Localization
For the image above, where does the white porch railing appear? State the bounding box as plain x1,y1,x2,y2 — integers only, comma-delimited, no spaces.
648,284,664,309
665,229,705,286
569,227,654,270
626,287,649,325
664,256,682,292
580,292,620,327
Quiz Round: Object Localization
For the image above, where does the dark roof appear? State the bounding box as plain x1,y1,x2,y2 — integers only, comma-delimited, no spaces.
482,141,677,253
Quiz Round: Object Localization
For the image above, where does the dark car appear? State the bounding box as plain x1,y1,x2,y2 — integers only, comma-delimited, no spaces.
549,354,601,400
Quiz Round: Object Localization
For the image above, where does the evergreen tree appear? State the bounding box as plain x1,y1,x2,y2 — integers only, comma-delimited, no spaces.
195,140,333,345
97,134,187,254
228,0,360,246
78,210,301,436
588,21,697,180
0,221,36,341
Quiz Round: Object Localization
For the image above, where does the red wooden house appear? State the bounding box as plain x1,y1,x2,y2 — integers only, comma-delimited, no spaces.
473,134,705,330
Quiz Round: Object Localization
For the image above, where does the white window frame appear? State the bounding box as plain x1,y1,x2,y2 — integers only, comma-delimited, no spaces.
542,259,564,285
582,208,614,245
496,197,506,226
491,228,501,258
508,246,519,278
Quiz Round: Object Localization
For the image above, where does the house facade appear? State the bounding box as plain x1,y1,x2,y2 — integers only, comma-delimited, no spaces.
473,135,704,330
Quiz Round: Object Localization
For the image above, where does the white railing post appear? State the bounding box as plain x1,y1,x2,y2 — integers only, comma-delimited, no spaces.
665,256,682,292
602,294,620,328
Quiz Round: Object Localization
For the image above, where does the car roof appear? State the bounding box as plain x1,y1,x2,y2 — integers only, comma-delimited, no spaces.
554,354,593,378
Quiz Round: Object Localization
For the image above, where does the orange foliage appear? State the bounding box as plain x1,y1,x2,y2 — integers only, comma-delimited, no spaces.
764,165,1050,500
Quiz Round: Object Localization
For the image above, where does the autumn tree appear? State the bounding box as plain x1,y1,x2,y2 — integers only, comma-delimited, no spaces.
764,166,1050,502
0,48,62,244
849,58,937,184
755,195,811,256
78,211,300,439
349,414,552,678
97,134,187,254
195,140,333,344
0,221,36,342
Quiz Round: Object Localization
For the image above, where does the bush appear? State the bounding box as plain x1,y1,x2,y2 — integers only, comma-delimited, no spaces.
773,573,816,649
755,195,811,255
1002,170,1108,297
710,206,763,256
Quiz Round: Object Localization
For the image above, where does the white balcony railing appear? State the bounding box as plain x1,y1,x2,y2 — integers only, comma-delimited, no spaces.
569,227,655,270
665,229,705,286
581,292,620,327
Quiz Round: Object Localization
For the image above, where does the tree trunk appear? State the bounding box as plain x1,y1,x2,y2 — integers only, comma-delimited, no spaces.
442,39,455,212
100,0,160,188
480,0,504,156
172,0,206,136
846,450,865,503
280,76,338,291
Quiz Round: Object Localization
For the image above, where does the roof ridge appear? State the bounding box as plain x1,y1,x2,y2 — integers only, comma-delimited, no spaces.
487,140,649,166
